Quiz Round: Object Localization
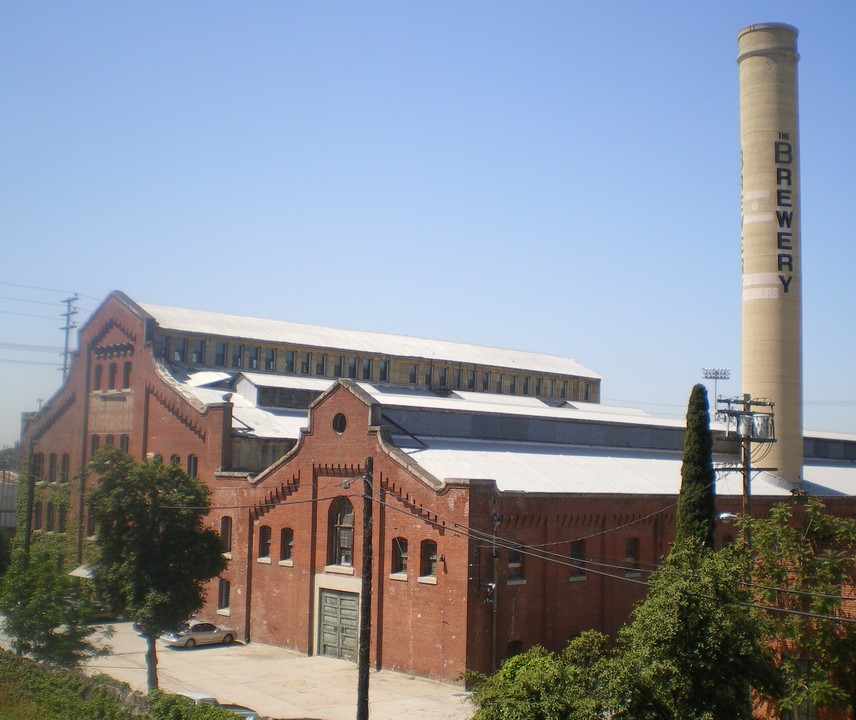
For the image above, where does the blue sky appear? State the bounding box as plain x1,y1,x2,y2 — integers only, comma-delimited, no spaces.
2,1,854,449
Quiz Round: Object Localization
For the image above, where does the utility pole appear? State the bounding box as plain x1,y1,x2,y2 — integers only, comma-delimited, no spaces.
60,294,78,382
357,456,373,720
716,394,776,539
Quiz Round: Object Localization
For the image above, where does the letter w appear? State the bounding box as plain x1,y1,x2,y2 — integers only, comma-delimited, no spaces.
776,210,793,228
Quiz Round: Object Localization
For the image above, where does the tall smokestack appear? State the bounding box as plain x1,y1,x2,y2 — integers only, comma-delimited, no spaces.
737,23,802,484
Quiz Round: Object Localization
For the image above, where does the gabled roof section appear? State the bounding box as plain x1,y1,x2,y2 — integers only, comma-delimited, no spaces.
136,300,599,378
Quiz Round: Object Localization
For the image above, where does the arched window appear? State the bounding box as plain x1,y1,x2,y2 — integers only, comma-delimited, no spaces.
122,361,132,389
60,454,70,484
119,434,130,452
48,453,57,483
220,516,233,553
258,526,272,559
93,364,103,391
420,540,437,578
169,454,181,466
187,454,198,478
33,501,42,530
328,497,354,567
391,537,408,575
45,502,55,532
108,363,117,390
218,579,231,611
280,528,294,562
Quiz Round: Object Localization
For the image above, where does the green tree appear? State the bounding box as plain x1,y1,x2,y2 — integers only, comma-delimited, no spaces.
0,545,102,668
604,545,780,720
87,447,228,691
468,630,610,720
745,494,856,718
674,384,716,550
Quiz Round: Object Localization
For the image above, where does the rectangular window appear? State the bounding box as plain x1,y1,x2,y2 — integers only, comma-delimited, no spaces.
285,350,296,373
162,336,170,361
300,352,311,374
379,359,389,382
535,378,543,396
348,357,358,379
231,345,244,368
264,347,276,371
215,343,226,366
509,375,518,394
57,506,67,533
218,579,231,611
86,503,95,536
467,370,476,391
315,354,327,376
173,337,187,363
439,367,447,388
409,364,418,384
90,435,100,455
362,358,372,380
560,380,567,400
584,383,591,401
192,339,205,363
120,434,129,452
547,378,555,398
495,373,503,393
454,369,462,390
625,538,640,576
508,546,524,581
570,540,586,579
424,365,432,386
333,355,344,377
523,376,530,395
482,371,490,392
248,346,260,370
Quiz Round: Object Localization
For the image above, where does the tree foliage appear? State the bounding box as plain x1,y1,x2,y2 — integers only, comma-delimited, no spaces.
605,545,780,720
468,631,610,720
87,447,228,691
0,545,103,668
674,383,716,550
745,494,856,717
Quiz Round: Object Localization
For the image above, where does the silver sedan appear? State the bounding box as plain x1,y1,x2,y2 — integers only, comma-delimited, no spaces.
161,620,236,648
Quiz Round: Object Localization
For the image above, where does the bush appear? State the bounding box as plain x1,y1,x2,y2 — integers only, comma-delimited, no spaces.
0,648,136,719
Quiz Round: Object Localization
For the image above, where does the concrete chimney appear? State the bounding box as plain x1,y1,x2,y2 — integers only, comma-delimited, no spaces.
737,23,803,484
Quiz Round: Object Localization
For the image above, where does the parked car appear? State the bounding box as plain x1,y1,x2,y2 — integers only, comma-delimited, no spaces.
161,620,236,648
178,691,259,719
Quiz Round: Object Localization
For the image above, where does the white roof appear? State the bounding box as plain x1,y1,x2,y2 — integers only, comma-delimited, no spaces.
399,436,856,497
138,301,600,379
358,383,682,428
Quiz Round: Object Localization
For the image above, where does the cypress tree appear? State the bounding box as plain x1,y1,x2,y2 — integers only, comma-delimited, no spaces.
674,383,716,549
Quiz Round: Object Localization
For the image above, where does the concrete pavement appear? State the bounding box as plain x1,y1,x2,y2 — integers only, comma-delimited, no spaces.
84,621,474,720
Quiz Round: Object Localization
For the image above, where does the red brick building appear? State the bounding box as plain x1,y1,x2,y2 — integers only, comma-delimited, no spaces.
20,291,856,683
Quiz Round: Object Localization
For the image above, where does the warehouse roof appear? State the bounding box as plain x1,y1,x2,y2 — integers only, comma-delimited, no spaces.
137,300,600,378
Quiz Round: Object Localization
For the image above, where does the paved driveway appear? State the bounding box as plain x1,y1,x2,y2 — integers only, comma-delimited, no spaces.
85,621,474,720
